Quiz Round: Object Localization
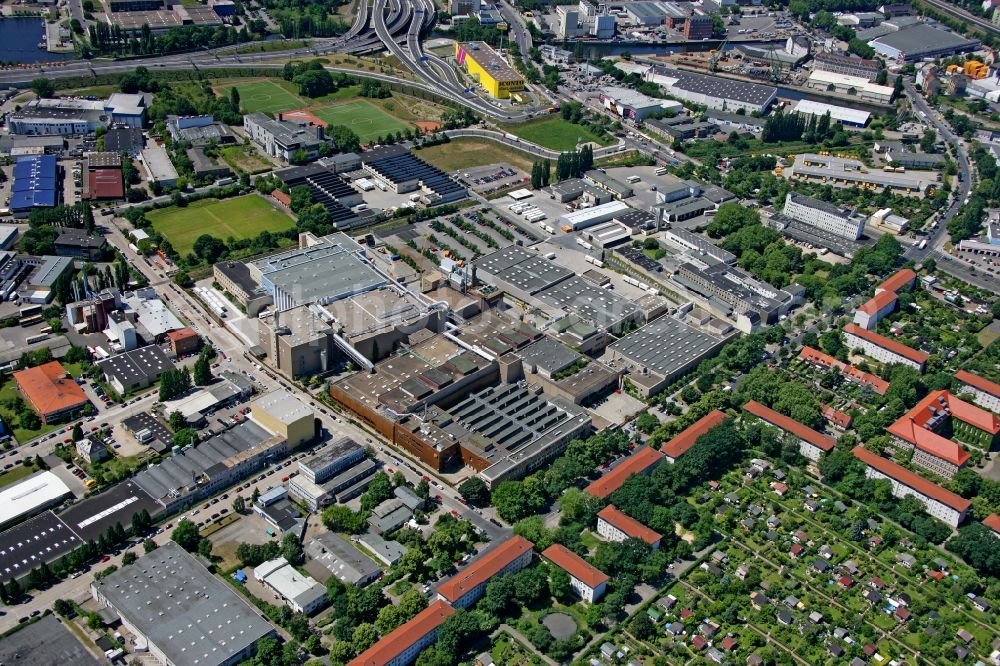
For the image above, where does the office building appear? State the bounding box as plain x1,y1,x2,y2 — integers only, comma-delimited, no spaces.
251,391,315,449
214,261,272,316
782,192,866,240
254,557,328,615
852,447,970,527
887,390,999,478
347,601,454,666
289,458,377,511
299,437,365,483
244,112,325,162
955,370,1000,414
843,323,928,372
13,361,89,424
8,95,144,135
437,536,534,608
455,42,525,98
55,228,107,259
597,505,662,548
542,544,608,603
743,401,835,461
91,542,277,666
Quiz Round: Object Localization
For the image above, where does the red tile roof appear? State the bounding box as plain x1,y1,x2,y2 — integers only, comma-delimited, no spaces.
877,268,916,294
272,189,292,206
691,635,706,650
983,513,1000,534
436,536,534,604
347,600,453,666
798,346,889,394
887,390,999,466
858,290,898,316
843,323,929,365
743,400,835,452
851,446,972,513
661,409,728,460
13,361,88,420
597,505,662,545
585,447,663,499
822,405,852,429
166,327,198,342
87,168,124,200
956,370,1000,399
541,544,608,589
721,636,737,651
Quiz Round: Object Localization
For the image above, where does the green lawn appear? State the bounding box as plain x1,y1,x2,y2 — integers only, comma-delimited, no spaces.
220,146,273,175
0,379,60,443
415,137,535,174
216,80,304,114
148,195,295,256
503,117,613,151
312,100,412,144
0,464,38,490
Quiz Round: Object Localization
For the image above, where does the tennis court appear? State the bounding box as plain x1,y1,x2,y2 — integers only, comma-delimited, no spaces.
216,80,304,114
311,100,412,144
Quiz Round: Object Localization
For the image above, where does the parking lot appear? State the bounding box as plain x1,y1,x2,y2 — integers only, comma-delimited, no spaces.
452,162,529,196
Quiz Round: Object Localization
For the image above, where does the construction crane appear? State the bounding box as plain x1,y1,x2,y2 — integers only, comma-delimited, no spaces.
709,40,728,72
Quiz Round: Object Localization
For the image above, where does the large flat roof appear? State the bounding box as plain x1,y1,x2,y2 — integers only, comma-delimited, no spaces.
304,532,382,586
93,542,276,665
871,23,979,57
0,614,100,666
791,99,871,126
655,66,777,106
537,276,640,331
474,245,573,295
458,41,523,83
0,510,81,583
97,345,174,386
252,390,313,425
58,479,160,542
609,316,721,379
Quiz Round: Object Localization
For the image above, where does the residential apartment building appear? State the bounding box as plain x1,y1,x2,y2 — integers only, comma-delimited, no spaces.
743,400,835,461
798,346,890,394
662,409,729,463
436,536,534,609
542,544,608,603
596,505,662,548
782,192,865,240
243,112,325,162
955,370,1000,414
843,323,928,372
347,600,454,666
586,447,664,499
853,446,971,527
854,268,916,330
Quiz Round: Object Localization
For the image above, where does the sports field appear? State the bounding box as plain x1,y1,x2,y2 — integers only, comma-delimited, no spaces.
148,196,295,256
311,100,412,144
502,117,614,152
216,80,304,114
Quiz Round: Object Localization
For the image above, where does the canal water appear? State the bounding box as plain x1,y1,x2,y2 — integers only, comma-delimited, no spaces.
0,17,74,65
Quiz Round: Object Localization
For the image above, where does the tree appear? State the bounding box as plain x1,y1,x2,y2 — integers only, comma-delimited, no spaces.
168,410,186,431
947,523,1000,576
281,533,303,565
193,353,212,386
122,551,137,566
192,234,227,263
491,478,546,523
229,86,241,112
351,623,378,653
143,539,157,553
632,612,656,640
172,428,198,448
31,77,55,98
458,476,490,507
171,519,201,552
72,423,84,442
197,538,213,559
233,495,246,514
549,566,572,601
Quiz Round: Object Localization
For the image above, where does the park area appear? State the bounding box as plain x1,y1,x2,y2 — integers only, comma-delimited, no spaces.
311,100,412,144
503,117,614,152
148,195,295,256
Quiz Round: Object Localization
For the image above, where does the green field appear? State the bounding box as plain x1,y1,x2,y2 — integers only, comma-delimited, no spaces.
416,138,535,174
312,100,412,143
216,80,304,114
503,117,613,151
149,196,295,256
220,145,273,175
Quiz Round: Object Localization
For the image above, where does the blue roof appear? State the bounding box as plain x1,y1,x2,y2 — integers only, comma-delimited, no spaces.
11,154,57,211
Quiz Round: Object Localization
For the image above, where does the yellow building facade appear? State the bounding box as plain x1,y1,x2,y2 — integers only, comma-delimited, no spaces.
455,41,525,98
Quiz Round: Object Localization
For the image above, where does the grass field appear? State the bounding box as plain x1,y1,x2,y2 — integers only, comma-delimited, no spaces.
149,196,295,256
503,117,614,151
415,138,535,174
216,80,304,114
220,145,273,174
0,464,37,490
312,100,411,143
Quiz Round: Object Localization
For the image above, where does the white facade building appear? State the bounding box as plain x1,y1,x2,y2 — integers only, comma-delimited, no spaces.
254,557,328,615
855,447,970,527
843,323,927,372
782,192,865,240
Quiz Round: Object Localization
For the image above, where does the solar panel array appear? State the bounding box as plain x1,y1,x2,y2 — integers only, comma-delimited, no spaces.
283,168,360,228
11,155,58,212
367,152,467,201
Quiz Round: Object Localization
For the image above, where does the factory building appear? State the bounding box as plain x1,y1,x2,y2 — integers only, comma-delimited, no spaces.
869,24,980,63
644,65,777,114
783,153,940,196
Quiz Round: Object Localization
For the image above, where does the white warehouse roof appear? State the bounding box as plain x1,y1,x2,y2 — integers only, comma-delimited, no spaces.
791,99,871,126
0,470,72,527
806,70,895,98
559,201,632,230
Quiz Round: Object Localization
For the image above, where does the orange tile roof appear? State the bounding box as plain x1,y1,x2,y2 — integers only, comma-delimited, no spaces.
858,290,898,316
851,446,971,512
272,189,291,206
983,513,1000,534
347,600,453,666
541,544,608,589
661,409,728,460
821,405,852,429
843,323,929,365
743,400,835,452
798,347,889,394
887,390,998,465
877,268,916,294
166,327,197,342
13,361,88,419
956,370,1000,399
437,536,534,604
585,447,663,499
597,505,662,545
